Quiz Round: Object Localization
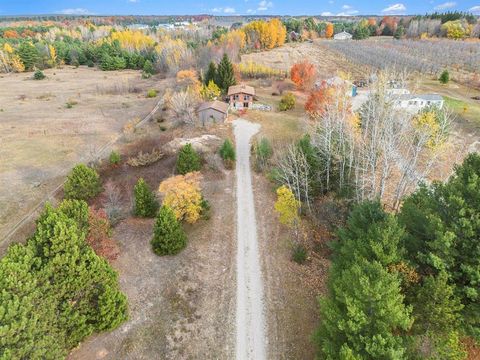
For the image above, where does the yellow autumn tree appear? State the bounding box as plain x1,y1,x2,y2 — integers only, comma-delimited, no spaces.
242,19,286,49
158,172,203,224
274,185,300,228
176,69,201,95
48,44,57,67
200,80,221,100
413,110,445,149
10,54,25,73
109,29,155,52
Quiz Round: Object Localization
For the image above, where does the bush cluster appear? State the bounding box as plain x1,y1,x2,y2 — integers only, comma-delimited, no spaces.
64,164,101,201
279,92,296,111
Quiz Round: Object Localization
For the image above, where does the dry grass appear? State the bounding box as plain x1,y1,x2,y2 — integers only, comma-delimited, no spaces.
0,66,164,241
241,40,366,80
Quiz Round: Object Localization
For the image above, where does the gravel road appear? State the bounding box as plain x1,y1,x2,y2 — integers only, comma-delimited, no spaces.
233,119,267,360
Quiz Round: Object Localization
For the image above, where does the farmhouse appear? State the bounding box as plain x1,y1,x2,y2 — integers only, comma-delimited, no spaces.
197,100,229,126
395,94,444,111
228,84,255,109
334,31,353,40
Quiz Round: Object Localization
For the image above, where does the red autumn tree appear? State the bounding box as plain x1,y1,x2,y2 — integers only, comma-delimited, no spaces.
3,29,19,38
325,23,334,38
87,207,120,262
290,61,317,91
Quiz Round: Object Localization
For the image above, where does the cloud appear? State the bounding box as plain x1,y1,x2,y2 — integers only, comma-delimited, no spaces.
342,4,352,9
382,3,406,14
434,2,456,10
337,10,358,16
211,7,236,13
257,0,273,11
128,0,140,3
57,8,92,15
321,11,334,16
469,5,480,14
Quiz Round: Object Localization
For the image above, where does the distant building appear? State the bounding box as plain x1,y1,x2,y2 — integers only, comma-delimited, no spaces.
395,94,444,111
334,31,353,40
228,84,255,109
318,76,357,97
387,88,410,96
197,100,229,126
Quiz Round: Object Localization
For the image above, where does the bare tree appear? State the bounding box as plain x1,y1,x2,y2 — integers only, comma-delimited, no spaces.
170,90,199,126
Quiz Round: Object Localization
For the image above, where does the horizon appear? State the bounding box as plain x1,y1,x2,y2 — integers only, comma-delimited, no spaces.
1,1,480,17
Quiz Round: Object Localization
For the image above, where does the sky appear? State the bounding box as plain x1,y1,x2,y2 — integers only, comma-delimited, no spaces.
0,0,479,16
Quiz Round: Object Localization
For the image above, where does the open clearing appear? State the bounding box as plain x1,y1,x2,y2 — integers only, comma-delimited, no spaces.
241,40,366,79
0,67,163,242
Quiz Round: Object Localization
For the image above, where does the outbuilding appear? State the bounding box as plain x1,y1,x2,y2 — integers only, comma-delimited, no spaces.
197,100,229,126
333,31,353,40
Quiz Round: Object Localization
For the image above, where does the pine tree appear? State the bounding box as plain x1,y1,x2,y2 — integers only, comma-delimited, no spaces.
151,205,187,256
64,164,101,201
216,53,236,92
219,139,236,168
316,259,412,359
204,61,217,85
176,143,202,175
142,59,154,75
133,178,159,217
439,69,450,84
17,42,39,71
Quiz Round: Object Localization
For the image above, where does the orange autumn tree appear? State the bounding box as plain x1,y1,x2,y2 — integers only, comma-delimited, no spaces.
305,81,335,117
291,61,317,91
325,23,334,38
158,172,203,224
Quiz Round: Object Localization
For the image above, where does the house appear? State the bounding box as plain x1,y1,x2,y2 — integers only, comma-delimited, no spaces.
317,76,357,97
334,31,353,40
395,94,444,111
197,100,229,126
228,84,255,109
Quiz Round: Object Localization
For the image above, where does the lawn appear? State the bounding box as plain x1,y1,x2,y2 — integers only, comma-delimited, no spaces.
444,96,480,127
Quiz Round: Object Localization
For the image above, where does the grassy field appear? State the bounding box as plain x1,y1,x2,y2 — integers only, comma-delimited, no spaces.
0,66,163,242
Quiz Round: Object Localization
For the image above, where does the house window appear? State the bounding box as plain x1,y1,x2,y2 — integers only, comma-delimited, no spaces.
244,95,249,100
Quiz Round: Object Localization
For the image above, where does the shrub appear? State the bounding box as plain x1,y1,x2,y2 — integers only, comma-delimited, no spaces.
64,164,101,201
147,89,158,98
65,100,78,108
109,150,121,165
151,205,187,256
102,181,124,226
86,207,119,262
87,60,94,67
33,69,45,80
292,243,307,264
219,139,236,168
439,69,450,84
176,143,202,175
126,149,164,167
279,92,296,111
133,178,159,218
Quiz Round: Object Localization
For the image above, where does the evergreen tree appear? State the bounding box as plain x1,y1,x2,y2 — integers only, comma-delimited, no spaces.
439,69,450,84
216,53,236,92
399,153,480,339
151,205,187,256
142,59,154,75
0,203,128,358
64,164,101,201
17,42,40,71
394,25,405,39
176,143,202,175
219,139,236,168
133,178,159,218
204,61,217,85
316,258,412,359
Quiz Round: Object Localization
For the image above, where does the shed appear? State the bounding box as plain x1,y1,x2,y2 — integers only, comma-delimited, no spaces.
197,100,229,126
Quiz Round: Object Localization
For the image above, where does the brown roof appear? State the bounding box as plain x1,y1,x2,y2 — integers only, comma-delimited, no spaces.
227,84,255,96
197,100,229,114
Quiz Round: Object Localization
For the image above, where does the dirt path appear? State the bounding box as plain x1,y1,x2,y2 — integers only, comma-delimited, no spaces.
233,119,267,359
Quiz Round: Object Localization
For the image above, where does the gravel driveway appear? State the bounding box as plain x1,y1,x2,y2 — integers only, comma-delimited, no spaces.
233,119,267,360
